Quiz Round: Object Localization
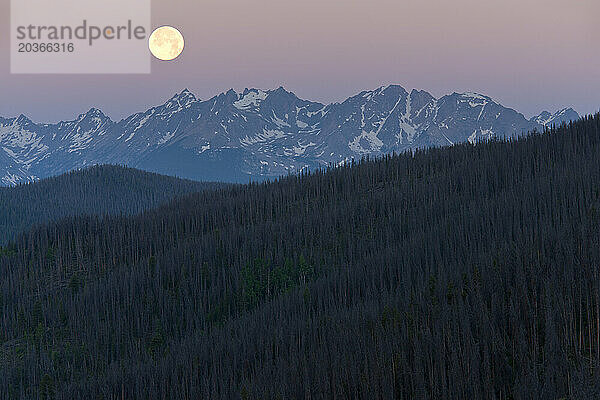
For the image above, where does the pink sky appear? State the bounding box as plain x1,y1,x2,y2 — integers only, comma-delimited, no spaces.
0,0,598,122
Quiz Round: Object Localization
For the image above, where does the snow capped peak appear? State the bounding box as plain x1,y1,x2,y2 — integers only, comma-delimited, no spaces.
555,107,578,117
460,92,491,101
538,110,552,118
377,85,410,98
233,89,269,110
452,92,492,111
531,111,553,126
267,86,298,99
164,89,198,109
354,85,409,103
385,84,409,92
270,86,290,94
74,108,111,125
85,108,109,119
14,114,33,125
531,108,579,128
210,89,238,103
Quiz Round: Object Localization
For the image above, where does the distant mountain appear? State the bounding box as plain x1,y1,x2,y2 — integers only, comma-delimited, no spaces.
0,86,579,185
0,165,224,244
530,108,580,127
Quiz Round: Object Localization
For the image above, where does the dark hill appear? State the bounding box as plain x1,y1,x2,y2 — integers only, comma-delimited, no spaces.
0,165,224,244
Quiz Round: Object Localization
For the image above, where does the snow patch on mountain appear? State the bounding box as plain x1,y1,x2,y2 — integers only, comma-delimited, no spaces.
531,108,579,128
157,131,175,145
240,129,287,146
0,86,581,185
398,92,417,142
234,90,268,110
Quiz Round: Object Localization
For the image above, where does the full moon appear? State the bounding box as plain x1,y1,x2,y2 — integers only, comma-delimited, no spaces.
149,26,185,61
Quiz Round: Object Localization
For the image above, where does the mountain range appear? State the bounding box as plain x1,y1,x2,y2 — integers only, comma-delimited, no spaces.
0,85,579,185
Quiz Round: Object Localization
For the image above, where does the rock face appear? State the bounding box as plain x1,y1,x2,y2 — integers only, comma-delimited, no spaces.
0,85,580,185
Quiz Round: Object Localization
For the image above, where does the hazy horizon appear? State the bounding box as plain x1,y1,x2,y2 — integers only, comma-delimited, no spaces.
1,0,598,122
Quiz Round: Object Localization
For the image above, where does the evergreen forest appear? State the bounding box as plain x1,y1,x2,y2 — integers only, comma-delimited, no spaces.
1,115,600,399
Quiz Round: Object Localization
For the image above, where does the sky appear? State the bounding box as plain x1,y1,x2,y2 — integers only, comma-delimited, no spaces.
0,0,598,123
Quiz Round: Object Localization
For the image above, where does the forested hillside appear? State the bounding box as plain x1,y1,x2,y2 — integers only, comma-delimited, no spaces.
1,115,600,399
0,165,224,244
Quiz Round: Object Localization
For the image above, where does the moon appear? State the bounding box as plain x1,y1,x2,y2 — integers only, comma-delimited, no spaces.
149,26,185,61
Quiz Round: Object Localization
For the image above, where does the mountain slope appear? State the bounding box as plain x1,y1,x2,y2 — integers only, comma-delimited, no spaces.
0,165,224,244
0,86,578,184
1,115,600,399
